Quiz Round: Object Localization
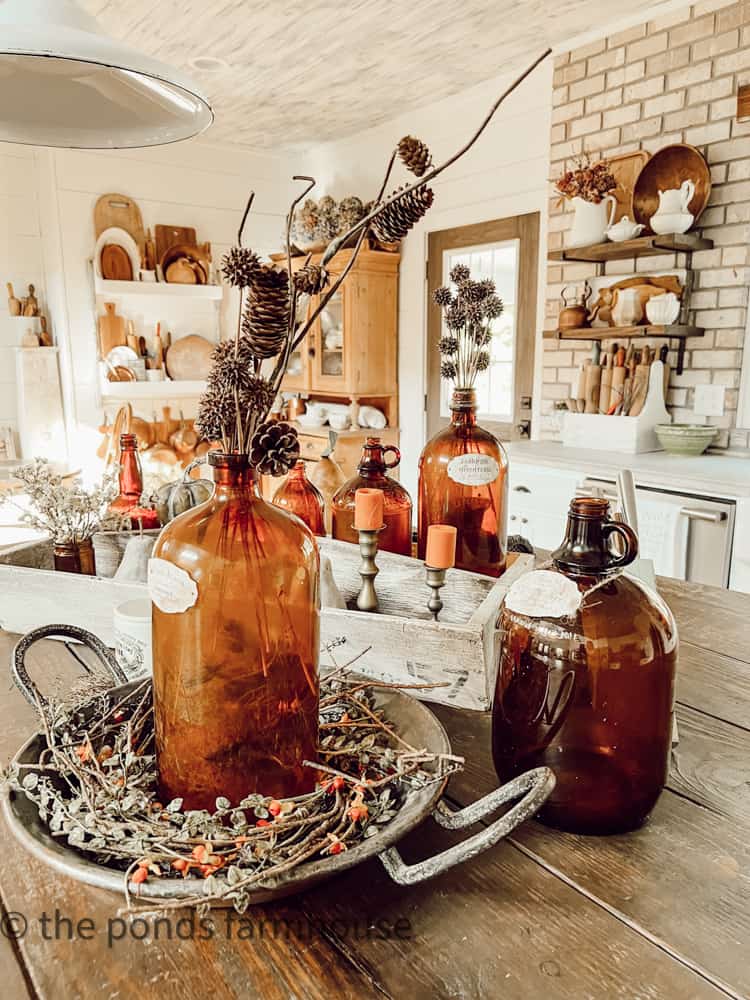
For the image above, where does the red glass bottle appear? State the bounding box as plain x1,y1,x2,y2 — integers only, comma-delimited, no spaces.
273,461,325,536
418,388,508,577
151,452,320,811
331,438,412,556
492,497,677,835
109,433,160,529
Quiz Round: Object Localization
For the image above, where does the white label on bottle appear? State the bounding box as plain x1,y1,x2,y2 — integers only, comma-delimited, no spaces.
148,558,198,614
504,570,581,620
447,453,499,486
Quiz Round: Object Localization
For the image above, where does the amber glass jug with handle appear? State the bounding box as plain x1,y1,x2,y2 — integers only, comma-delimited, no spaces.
418,388,508,577
492,497,677,835
273,461,325,536
150,452,320,812
331,437,412,556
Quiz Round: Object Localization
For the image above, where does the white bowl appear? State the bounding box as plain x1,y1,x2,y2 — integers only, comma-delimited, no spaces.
649,212,693,235
328,414,350,430
296,412,324,428
645,292,680,325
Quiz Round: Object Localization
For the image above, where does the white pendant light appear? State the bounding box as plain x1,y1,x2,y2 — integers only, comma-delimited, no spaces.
0,0,214,148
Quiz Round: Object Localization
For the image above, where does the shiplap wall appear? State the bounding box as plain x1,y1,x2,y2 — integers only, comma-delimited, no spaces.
37,140,297,473
307,61,554,499
0,147,46,452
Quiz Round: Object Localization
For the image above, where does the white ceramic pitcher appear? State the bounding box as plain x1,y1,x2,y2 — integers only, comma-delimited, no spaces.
657,179,695,214
568,194,616,247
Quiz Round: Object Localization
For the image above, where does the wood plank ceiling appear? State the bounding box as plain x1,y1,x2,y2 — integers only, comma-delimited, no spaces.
80,0,682,149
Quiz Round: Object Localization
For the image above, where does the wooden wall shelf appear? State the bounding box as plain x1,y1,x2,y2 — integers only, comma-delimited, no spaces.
544,324,704,374
547,232,713,264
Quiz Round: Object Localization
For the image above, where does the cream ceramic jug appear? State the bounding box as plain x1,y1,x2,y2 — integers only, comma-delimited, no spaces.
658,179,695,214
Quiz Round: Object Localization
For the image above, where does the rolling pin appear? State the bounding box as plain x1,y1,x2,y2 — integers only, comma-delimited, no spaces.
126,320,139,355
599,344,616,414
576,360,589,413
584,343,602,414
607,345,627,414
628,345,652,417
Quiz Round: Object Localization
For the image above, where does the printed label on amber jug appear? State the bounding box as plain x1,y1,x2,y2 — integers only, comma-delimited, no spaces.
148,557,198,614
447,453,499,486
504,570,582,620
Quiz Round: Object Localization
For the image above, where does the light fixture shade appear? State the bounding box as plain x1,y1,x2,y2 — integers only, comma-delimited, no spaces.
0,0,214,148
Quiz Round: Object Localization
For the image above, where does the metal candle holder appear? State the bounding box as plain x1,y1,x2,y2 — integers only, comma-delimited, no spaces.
356,526,384,612
425,566,448,621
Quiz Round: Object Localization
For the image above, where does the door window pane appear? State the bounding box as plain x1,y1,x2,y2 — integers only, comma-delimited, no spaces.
320,289,344,377
440,240,519,423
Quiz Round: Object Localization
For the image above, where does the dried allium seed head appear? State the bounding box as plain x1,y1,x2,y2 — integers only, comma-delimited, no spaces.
476,352,491,372
439,336,459,355
433,286,453,307
397,135,433,177
449,263,471,285
440,360,457,380
221,247,261,288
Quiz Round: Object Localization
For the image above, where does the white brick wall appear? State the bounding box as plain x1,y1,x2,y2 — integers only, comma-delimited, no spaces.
544,0,750,450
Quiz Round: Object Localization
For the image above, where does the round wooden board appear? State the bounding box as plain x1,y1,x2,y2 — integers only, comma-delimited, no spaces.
632,143,711,233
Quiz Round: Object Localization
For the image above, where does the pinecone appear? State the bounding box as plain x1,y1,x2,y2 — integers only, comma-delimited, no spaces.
398,136,432,177
221,247,261,288
242,265,290,359
293,264,328,295
250,421,300,476
371,186,435,244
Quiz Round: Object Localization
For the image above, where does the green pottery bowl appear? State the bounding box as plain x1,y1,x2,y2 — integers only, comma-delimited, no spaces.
655,423,718,456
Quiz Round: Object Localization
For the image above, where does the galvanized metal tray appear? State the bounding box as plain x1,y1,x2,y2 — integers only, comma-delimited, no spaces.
3,625,554,904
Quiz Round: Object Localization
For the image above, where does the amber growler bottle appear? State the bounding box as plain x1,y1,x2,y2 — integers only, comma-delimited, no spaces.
273,461,325,536
331,437,412,556
150,452,320,811
492,497,677,835
418,388,508,576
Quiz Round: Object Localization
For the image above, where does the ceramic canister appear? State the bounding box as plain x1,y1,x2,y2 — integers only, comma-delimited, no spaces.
113,598,152,678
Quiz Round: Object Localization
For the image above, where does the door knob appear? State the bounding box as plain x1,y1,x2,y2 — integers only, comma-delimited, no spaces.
516,420,531,438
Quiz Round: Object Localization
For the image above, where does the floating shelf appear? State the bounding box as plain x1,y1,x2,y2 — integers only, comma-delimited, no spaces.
544,324,704,374
94,276,223,300
548,232,713,264
101,380,207,401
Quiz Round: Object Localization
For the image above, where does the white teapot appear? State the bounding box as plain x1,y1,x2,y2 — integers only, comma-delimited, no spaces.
650,179,695,235
606,215,645,242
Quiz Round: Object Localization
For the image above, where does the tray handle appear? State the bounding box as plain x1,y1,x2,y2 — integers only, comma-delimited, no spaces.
378,766,555,886
12,625,127,711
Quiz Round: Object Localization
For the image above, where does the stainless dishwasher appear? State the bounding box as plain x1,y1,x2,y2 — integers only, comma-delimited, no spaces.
577,477,736,588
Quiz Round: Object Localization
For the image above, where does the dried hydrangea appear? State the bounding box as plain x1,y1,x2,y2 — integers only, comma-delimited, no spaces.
13,459,117,543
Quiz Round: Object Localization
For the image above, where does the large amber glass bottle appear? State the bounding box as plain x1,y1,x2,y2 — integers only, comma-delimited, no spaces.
492,497,677,835
418,388,508,576
273,461,325,536
331,438,412,556
151,452,320,811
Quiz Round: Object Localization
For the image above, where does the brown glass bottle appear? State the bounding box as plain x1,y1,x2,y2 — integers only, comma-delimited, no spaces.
331,438,412,556
492,497,677,835
151,452,320,811
109,433,143,517
273,461,325,536
418,388,508,577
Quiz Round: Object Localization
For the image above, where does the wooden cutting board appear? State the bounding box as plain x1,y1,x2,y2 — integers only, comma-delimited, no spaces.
155,225,197,262
608,150,650,224
94,193,145,255
98,302,127,357
100,244,134,281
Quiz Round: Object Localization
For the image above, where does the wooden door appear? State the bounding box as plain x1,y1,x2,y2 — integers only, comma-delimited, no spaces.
426,213,539,441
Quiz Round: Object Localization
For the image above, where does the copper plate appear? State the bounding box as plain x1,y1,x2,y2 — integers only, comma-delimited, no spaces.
632,143,711,233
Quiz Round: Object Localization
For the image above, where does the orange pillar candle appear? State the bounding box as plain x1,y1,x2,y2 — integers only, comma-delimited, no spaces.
425,524,457,569
354,488,384,530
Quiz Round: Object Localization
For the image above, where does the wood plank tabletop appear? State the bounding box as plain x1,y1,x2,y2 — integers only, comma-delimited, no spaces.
0,575,747,1000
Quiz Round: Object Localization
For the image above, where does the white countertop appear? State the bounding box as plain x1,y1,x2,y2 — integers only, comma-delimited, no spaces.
507,441,750,499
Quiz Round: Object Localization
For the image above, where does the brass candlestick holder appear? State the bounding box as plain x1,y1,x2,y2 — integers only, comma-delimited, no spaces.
425,566,448,621
356,526,384,612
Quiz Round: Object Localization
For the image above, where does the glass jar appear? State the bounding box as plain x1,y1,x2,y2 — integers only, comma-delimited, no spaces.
53,539,95,575
418,388,508,577
331,437,412,556
109,434,143,518
151,452,320,811
273,461,325,536
492,497,677,835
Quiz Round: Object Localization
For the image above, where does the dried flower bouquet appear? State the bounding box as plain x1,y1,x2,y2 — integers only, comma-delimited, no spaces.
13,459,117,544
555,153,617,204
435,264,503,388
196,49,551,471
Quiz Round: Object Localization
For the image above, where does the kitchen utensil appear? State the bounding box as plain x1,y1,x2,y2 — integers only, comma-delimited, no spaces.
170,412,198,456
558,281,591,331
6,282,21,316
155,225,197,262
98,303,127,357
154,324,165,369
659,344,671,399
598,345,615,414
144,228,156,271
106,365,136,383
94,227,141,281
126,320,139,355
94,194,145,256
39,316,52,347
106,344,140,370
165,258,203,284
605,216,645,242
608,150,650,224
628,346,652,417
584,346,601,414
633,144,710,233
103,404,133,466
655,424,718,455
646,292,680,325
6,626,553,907
161,243,211,279
576,360,589,412
22,284,39,316
100,243,134,281
165,334,214,381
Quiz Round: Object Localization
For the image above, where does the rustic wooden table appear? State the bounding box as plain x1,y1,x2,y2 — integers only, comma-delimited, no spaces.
0,576,747,1000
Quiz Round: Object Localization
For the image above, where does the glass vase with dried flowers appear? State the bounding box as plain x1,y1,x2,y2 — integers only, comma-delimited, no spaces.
148,47,552,811
418,265,509,577
14,459,117,574
555,154,617,248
